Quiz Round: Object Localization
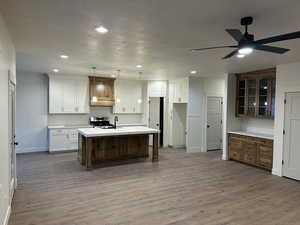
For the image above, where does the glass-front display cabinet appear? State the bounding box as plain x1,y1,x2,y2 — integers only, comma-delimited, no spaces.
236,68,276,119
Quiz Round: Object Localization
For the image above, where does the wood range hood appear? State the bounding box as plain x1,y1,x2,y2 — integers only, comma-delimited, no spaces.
89,76,115,106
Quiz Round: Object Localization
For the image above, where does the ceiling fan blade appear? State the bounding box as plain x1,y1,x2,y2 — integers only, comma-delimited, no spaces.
255,45,290,54
255,31,300,45
226,29,245,42
191,45,237,51
222,49,238,59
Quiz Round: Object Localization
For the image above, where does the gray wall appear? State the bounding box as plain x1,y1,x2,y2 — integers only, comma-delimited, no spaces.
16,72,48,153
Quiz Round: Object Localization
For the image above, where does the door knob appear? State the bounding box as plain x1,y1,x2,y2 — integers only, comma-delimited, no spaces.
14,142,19,146
207,125,210,128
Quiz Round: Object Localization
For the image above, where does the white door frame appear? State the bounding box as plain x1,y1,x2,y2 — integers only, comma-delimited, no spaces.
282,91,300,180
8,78,17,204
203,96,223,152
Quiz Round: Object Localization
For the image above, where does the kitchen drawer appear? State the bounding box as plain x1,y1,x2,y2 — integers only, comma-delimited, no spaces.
257,144,273,170
242,142,257,164
50,129,66,136
229,133,247,141
229,147,243,161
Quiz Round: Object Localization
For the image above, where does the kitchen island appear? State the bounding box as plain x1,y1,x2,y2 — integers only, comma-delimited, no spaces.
78,126,160,169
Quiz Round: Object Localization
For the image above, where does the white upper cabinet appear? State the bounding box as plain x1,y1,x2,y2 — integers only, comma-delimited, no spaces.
148,81,167,97
75,79,89,113
113,79,144,114
49,75,89,114
172,77,189,103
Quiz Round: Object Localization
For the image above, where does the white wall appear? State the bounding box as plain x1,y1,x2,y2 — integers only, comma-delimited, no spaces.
0,13,16,225
273,62,300,176
203,78,225,97
15,73,147,153
16,72,48,153
240,118,274,135
186,77,206,152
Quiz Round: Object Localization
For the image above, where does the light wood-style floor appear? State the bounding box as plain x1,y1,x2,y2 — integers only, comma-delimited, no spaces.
9,148,300,225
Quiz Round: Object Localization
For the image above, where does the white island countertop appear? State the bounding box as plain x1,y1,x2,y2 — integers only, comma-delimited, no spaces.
228,131,273,140
78,126,160,137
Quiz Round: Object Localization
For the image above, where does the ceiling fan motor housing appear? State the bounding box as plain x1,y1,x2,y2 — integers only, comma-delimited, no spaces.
241,16,253,26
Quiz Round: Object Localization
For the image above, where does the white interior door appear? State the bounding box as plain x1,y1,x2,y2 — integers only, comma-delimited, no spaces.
8,80,17,203
207,97,222,151
149,97,160,145
283,92,300,181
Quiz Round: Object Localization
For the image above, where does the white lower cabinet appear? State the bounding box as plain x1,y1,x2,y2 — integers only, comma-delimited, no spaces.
49,128,83,152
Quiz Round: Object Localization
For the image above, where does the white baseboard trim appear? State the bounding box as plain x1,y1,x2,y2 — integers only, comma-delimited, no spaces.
173,145,186,149
222,154,228,160
186,147,201,153
3,205,11,225
272,168,282,177
16,147,48,154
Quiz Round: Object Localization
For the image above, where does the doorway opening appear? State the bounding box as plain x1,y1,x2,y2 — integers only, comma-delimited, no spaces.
206,97,223,151
149,97,164,147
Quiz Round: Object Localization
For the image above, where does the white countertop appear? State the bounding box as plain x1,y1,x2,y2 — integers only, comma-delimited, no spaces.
117,123,147,127
228,131,274,140
78,126,160,137
48,125,92,129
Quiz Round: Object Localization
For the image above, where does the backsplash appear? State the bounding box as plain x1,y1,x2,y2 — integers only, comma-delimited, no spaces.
240,118,274,135
48,107,144,126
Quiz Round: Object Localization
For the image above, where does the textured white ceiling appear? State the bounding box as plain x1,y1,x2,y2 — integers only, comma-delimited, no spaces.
1,0,300,79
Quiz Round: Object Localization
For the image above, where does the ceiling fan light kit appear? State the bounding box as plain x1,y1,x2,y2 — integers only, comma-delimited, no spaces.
191,16,300,59
238,47,253,55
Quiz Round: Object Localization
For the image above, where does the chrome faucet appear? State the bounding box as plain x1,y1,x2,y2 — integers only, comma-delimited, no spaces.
114,116,118,129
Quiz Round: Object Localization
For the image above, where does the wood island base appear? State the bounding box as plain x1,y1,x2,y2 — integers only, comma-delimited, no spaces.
78,133,159,169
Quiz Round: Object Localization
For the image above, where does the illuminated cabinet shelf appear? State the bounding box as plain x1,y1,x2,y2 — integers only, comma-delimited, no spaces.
89,76,115,106
113,79,144,114
236,68,276,119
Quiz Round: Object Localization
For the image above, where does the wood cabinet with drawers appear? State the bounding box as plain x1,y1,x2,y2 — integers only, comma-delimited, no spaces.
228,133,273,170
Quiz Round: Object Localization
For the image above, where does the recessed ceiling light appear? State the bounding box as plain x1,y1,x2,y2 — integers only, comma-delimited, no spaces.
190,70,197,74
238,47,253,55
237,54,245,58
53,69,59,73
136,65,143,68
95,26,108,33
60,55,69,59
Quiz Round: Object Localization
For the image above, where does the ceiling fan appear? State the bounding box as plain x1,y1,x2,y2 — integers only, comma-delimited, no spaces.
191,16,300,59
